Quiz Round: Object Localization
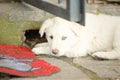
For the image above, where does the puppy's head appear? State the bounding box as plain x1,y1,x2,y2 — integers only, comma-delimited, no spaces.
39,17,83,56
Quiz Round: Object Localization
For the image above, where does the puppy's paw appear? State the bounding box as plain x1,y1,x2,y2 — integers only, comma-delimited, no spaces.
92,52,111,60
32,47,42,55
32,46,51,55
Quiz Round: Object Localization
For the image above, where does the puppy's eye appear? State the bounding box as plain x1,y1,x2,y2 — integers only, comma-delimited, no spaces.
50,36,53,39
62,36,67,40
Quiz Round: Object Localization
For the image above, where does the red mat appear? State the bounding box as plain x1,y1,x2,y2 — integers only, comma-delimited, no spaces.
0,44,59,77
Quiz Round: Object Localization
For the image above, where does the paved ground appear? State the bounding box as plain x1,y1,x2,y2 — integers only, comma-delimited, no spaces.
10,56,91,80
86,4,120,16
0,1,120,80
9,55,120,80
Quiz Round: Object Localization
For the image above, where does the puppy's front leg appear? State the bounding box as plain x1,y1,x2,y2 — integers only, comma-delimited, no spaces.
65,50,88,58
32,42,50,55
65,46,88,58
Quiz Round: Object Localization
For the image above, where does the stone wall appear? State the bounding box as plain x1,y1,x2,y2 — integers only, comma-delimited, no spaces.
0,2,54,45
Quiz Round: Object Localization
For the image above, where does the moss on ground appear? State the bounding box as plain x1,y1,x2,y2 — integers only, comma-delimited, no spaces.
0,16,43,45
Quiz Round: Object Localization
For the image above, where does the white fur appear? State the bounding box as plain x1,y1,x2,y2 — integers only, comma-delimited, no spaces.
32,13,120,59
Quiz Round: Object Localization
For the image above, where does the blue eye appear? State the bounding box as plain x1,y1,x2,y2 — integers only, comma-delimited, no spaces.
62,36,67,40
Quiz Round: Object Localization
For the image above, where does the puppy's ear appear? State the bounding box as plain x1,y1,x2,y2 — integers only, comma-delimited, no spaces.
39,18,53,37
70,22,83,37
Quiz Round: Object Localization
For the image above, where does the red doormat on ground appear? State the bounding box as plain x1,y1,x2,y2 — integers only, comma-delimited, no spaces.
0,44,59,77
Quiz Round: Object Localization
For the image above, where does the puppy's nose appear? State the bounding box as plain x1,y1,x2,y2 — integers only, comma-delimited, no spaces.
52,49,59,55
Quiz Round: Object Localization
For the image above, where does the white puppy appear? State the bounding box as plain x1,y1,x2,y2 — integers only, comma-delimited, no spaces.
32,13,120,59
